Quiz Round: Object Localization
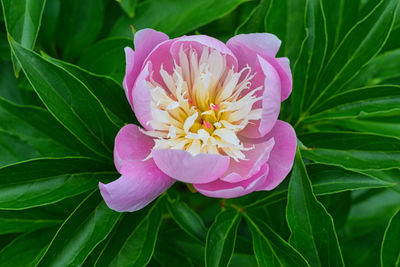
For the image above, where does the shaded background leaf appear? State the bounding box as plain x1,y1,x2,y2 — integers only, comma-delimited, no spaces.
1,0,46,75
110,0,247,38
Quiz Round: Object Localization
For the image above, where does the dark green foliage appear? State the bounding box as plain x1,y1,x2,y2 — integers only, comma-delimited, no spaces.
0,0,399,265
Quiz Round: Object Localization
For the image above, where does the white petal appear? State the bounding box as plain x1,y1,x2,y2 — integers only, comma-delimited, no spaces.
166,101,179,110
197,129,210,148
183,112,198,133
213,128,240,146
187,139,201,156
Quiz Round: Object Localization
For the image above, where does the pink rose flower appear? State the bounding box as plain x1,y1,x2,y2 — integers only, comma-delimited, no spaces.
99,29,297,212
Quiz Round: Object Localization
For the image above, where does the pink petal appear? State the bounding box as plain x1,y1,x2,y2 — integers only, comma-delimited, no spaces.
170,35,238,70
226,33,292,101
124,29,169,107
275,57,292,100
131,62,153,130
113,124,154,172
252,120,297,191
239,55,281,138
99,163,174,212
134,29,169,69
194,164,269,198
227,33,281,58
122,47,135,108
103,123,175,212
132,39,177,129
220,137,275,183
152,149,230,184
194,120,296,198
142,39,175,86
258,56,282,135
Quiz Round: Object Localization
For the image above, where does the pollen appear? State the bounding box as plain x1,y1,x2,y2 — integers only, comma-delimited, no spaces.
143,45,263,161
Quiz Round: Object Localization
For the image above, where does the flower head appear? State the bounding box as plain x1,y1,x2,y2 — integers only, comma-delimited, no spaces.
99,29,296,212
145,45,262,161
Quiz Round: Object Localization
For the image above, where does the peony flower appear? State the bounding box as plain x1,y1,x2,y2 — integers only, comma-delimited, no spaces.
99,29,297,212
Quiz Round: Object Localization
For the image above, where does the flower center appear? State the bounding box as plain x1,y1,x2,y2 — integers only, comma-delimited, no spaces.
143,45,263,161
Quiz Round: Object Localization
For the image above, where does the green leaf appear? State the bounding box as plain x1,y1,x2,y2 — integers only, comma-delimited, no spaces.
153,240,195,267
95,196,165,267
55,0,103,60
264,0,307,60
158,227,206,266
0,35,10,61
118,0,138,18
344,231,383,263
0,57,39,105
235,0,270,35
38,0,60,53
0,172,114,210
10,38,119,158
347,48,400,88
383,24,400,52
286,149,344,267
0,227,57,267
205,209,241,267
342,223,385,267
231,164,393,209
260,201,291,240
318,192,351,230
307,164,395,195
381,208,400,267
43,54,134,125
0,130,42,167
229,253,258,267
0,97,93,163
1,0,45,48
167,195,207,243
322,0,361,60
329,115,400,141
303,85,400,122
308,0,399,113
361,168,400,193
244,213,309,266
77,37,133,83
158,225,257,267
0,61,20,103
1,0,46,75
110,0,246,38
0,209,61,234
36,191,121,266
0,157,110,183
357,0,382,20
0,157,114,209
291,0,328,122
350,189,400,227
300,132,400,170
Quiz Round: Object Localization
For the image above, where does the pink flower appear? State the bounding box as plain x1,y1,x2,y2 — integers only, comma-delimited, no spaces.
99,29,296,212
